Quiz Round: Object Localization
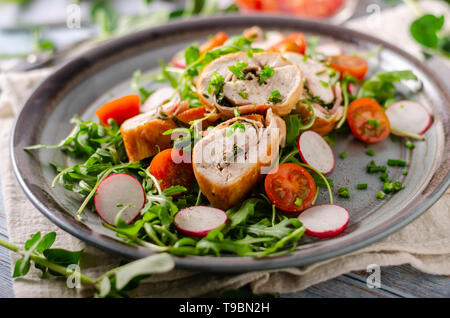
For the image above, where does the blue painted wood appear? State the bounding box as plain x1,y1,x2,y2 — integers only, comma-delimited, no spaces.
0,177,14,298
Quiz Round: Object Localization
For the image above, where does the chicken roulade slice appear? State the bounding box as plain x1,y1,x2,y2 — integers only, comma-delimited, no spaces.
193,109,285,210
121,112,177,162
196,52,303,118
294,84,343,136
283,52,335,105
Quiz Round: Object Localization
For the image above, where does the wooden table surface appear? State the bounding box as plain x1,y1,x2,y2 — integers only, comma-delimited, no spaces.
1,0,449,298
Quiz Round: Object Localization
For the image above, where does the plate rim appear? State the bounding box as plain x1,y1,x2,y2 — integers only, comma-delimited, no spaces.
10,14,450,272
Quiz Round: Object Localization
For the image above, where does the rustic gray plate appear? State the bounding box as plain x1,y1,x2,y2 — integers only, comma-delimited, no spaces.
11,15,450,272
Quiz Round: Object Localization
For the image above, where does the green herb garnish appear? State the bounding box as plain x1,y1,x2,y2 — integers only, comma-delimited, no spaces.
259,64,274,85
337,187,350,199
387,159,407,167
376,191,386,199
268,90,282,104
340,152,348,159
357,184,368,190
228,61,249,80
366,149,376,156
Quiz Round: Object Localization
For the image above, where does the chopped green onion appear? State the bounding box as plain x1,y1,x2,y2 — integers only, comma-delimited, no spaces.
376,191,386,199
339,152,348,159
366,149,376,156
383,182,394,193
368,119,380,129
402,170,408,175
393,181,403,192
238,91,248,99
295,198,303,206
366,160,387,173
379,172,390,182
337,187,350,199
387,159,407,167
356,183,368,190
268,90,282,104
405,140,415,149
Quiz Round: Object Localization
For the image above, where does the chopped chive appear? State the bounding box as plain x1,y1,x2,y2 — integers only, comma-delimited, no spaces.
233,107,241,117
366,160,386,173
376,191,386,199
339,152,348,159
402,170,408,175
387,159,407,167
405,140,415,149
337,187,350,199
393,181,403,192
368,119,380,129
295,198,303,206
366,149,376,156
320,80,329,87
357,183,368,190
238,91,248,99
268,90,282,104
379,172,390,182
383,182,394,193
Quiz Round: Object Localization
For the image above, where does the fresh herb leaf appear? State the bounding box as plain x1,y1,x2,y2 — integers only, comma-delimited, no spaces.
268,89,282,104
259,64,274,85
228,61,249,80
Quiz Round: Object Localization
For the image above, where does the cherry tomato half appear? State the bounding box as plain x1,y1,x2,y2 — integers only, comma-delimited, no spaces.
347,98,391,144
199,31,228,55
330,55,368,80
270,32,307,55
148,148,195,194
265,163,317,213
95,94,140,126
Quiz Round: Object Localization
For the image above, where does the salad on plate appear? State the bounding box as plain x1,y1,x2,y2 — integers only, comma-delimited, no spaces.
26,26,432,258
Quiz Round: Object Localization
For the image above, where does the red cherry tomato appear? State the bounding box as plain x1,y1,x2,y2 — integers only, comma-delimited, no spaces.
330,55,369,80
148,148,195,194
347,98,391,143
270,32,307,55
265,163,317,212
95,95,140,126
199,32,228,55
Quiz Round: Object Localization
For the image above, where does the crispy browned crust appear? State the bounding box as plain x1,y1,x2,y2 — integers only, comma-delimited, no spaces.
121,117,177,162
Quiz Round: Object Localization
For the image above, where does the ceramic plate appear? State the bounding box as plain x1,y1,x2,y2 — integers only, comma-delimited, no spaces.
11,15,450,272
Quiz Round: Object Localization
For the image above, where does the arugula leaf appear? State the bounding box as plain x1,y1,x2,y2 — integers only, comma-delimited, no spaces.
284,115,302,147
196,238,252,256
358,70,418,105
90,0,119,35
245,218,300,239
410,14,445,49
227,198,261,228
114,253,174,290
184,45,200,66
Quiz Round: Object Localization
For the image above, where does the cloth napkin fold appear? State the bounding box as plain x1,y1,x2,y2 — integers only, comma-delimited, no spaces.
1,1,449,297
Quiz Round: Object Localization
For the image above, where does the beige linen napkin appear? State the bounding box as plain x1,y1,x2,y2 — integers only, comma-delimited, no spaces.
1,1,449,297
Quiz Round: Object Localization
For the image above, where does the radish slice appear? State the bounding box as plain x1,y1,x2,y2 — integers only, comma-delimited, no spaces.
172,50,186,69
95,173,146,226
298,204,349,238
385,100,432,136
141,86,180,114
348,82,356,96
174,206,227,238
298,131,335,174
316,43,343,56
